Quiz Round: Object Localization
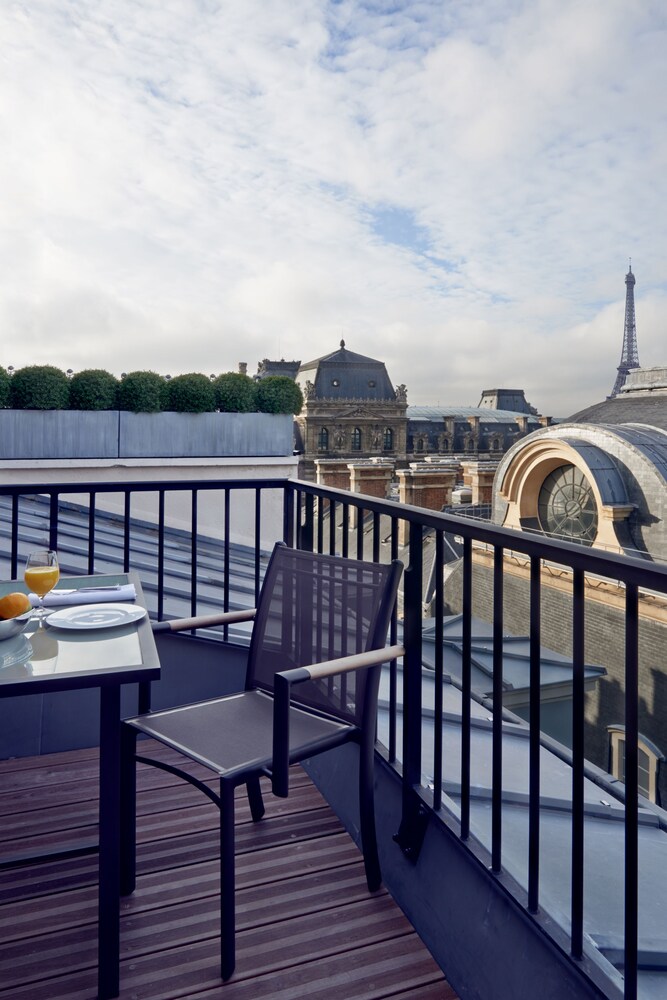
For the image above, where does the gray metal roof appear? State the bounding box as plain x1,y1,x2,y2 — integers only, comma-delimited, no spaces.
408,405,541,424
570,394,667,431
297,342,396,401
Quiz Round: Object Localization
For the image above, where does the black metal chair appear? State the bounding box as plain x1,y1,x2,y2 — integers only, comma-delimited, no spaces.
120,543,404,980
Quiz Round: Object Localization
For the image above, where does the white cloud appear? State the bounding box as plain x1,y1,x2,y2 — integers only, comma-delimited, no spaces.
1,0,666,416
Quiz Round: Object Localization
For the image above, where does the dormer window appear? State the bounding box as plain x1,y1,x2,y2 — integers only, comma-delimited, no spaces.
368,380,376,388
608,725,663,804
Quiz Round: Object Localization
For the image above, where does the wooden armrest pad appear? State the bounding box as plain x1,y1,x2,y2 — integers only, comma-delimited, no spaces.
153,608,257,633
279,644,405,683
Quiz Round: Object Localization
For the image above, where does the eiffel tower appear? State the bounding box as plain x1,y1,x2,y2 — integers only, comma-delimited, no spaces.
609,262,640,397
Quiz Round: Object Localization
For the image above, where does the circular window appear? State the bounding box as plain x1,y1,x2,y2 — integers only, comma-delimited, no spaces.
537,464,597,544
331,379,340,387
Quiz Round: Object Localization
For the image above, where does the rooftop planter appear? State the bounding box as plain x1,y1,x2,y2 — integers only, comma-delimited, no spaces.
0,367,302,460
0,410,294,459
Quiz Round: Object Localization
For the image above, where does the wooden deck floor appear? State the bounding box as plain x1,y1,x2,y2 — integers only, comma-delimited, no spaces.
0,743,458,999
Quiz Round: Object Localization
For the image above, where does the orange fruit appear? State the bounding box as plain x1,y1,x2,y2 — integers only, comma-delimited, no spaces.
0,592,32,620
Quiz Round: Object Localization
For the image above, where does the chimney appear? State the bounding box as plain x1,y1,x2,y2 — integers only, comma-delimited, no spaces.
238,362,247,376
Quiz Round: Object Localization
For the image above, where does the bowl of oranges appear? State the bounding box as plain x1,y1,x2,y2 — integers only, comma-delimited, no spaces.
0,592,34,640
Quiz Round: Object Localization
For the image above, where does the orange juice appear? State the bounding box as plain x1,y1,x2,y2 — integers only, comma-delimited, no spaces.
24,565,60,597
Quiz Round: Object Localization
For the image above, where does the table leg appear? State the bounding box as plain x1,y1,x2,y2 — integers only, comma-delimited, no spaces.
98,686,121,999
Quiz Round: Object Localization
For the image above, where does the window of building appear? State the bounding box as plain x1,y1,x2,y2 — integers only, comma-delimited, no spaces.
351,427,362,451
608,726,663,804
368,380,376,388
318,426,329,451
331,379,340,387
537,463,598,545
416,437,424,453
383,427,393,451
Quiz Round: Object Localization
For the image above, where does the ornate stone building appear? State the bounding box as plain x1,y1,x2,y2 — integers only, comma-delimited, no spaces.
293,341,408,478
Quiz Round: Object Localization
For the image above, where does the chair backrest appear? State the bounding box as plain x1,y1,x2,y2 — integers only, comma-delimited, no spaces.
247,544,403,727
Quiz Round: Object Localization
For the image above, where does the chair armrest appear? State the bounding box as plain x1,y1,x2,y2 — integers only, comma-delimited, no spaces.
152,608,257,633
271,644,405,797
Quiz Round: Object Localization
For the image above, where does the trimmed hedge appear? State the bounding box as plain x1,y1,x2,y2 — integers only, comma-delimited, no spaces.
0,368,10,409
118,371,169,413
214,372,258,413
257,376,303,415
167,373,216,413
69,369,119,410
9,366,70,410
0,367,304,414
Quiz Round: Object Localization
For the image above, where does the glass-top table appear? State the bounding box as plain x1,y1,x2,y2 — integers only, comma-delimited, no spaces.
0,572,160,999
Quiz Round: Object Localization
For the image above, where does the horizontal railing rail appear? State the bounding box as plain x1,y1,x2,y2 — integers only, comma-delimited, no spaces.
2,474,666,1000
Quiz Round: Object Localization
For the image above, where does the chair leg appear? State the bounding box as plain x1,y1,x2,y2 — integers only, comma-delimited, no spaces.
219,779,236,981
246,777,265,822
119,724,137,896
358,743,382,892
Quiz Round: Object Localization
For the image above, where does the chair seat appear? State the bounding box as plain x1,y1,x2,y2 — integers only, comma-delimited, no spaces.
125,689,352,780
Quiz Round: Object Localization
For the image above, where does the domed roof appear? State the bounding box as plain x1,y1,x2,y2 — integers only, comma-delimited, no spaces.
569,367,667,431
296,340,397,401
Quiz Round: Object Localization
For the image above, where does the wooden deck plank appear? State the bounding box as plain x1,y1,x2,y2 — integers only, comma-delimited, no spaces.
0,743,458,1000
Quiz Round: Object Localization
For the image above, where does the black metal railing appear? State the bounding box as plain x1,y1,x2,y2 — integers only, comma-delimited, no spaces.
2,474,667,1000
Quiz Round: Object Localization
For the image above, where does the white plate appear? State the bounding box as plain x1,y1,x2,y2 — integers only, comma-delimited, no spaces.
46,603,147,631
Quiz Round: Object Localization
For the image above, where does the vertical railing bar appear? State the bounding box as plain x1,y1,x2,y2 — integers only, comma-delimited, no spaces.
49,492,59,552
403,520,423,793
624,583,639,1000
157,491,165,621
528,555,541,913
356,507,364,561
388,516,399,764
87,493,96,574
254,489,262,605
461,536,472,840
317,495,324,553
433,531,444,812
341,504,349,559
123,492,131,574
283,484,295,548
190,490,198,619
372,511,380,563
223,488,230,643
329,498,337,554
571,566,585,958
491,544,504,873
10,495,19,579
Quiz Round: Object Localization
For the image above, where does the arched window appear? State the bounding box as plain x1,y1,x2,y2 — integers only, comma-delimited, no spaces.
416,437,424,453
383,427,393,451
351,427,362,451
317,426,329,451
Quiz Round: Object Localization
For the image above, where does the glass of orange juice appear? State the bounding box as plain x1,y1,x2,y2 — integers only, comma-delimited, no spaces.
24,550,60,619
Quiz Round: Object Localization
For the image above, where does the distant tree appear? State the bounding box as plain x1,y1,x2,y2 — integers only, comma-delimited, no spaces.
68,369,119,410
0,367,10,408
9,365,70,410
257,376,303,415
166,373,216,413
213,372,258,413
117,371,168,413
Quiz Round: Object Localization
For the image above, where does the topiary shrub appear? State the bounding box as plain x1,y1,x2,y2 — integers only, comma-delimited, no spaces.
9,365,70,410
256,376,303,415
0,367,10,408
68,369,119,410
117,371,168,413
166,373,216,413
213,372,258,413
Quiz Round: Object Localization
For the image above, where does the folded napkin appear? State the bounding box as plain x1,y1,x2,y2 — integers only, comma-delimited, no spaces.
29,584,137,608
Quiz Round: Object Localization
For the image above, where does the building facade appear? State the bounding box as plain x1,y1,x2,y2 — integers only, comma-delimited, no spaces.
292,341,408,478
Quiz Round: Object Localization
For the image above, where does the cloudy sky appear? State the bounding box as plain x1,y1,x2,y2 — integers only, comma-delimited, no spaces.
2,0,666,416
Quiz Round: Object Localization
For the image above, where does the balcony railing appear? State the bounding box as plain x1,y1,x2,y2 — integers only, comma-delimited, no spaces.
2,475,667,1000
